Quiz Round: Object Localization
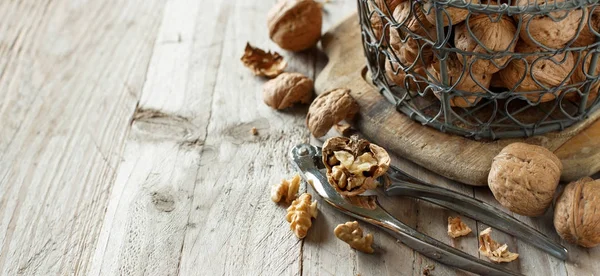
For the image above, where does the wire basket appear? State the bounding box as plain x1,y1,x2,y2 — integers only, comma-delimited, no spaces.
358,0,600,139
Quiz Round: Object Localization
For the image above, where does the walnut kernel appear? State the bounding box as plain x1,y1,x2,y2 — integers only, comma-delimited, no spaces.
271,174,301,203
478,227,519,263
554,177,600,248
306,88,359,138
263,72,313,110
447,216,472,238
334,221,374,253
322,136,390,196
240,43,287,78
267,0,322,52
286,193,318,239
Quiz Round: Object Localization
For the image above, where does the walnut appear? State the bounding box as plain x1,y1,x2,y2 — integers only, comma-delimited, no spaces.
454,11,517,74
267,0,322,52
241,43,287,78
263,72,313,110
286,193,318,239
498,42,575,102
488,143,562,217
385,58,428,94
569,51,600,105
427,53,492,107
368,0,403,43
389,2,436,65
306,88,359,138
322,136,390,196
554,177,600,248
447,216,472,238
478,227,519,263
515,0,586,49
271,174,301,203
334,221,375,253
423,0,478,27
573,10,600,47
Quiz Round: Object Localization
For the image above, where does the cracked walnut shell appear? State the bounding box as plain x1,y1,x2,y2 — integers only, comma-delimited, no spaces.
498,42,575,102
267,0,322,52
271,174,301,203
488,143,562,217
240,43,287,78
334,221,374,253
478,227,519,263
286,193,318,239
263,72,313,110
554,177,600,248
306,88,359,138
322,136,390,196
454,12,517,74
448,216,472,238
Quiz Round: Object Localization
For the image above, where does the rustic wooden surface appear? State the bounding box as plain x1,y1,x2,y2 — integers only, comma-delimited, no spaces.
315,14,600,186
0,1,598,276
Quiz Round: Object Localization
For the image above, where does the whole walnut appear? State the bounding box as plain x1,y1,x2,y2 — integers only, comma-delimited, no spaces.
454,12,518,74
306,88,359,138
322,136,390,196
389,2,436,66
267,0,322,52
498,42,575,102
263,72,313,109
368,0,404,43
428,53,492,107
488,143,563,217
423,0,478,26
554,177,600,248
514,0,586,49
573,10,600,47
569,51,600,105
385,57,427,94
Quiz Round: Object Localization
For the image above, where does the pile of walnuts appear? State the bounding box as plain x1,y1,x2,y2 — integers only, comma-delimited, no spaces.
375,0,600,107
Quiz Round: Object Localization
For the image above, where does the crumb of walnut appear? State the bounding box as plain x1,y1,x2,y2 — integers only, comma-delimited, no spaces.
250,127,258,136
322,136,390,196
271,174,301,203
422,264,435,276
286,193,318,239
334,221,374,253
478,227,519,263
448,216,472,238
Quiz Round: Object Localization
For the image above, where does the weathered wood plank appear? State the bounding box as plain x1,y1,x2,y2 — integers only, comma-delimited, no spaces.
0,0,166,275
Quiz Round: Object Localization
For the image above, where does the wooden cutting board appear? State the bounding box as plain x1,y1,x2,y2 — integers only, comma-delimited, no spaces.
316,13,600,186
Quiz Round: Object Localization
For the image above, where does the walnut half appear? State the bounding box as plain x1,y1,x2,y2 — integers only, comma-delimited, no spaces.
271,174,301,203
447,216,472,238
334,221,374,253
286,193,318,239
322,136,390,196
478,227,519,263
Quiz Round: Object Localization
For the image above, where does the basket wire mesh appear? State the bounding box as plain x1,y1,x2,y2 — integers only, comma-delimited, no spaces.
358,0,600,139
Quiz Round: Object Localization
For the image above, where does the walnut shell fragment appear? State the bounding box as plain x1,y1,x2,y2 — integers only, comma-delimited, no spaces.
454,12,517,74
448,216,472,238
286,193,318,239
240,43,287,78
306,88,359,138
271,174,301,203
267,0,322,52
334,221,375,253
322,136,390,196
554,177,600,248
478,227,519,263
263,72,313,110
488,143,562,217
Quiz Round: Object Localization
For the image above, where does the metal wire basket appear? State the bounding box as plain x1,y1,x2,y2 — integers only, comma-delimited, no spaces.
358,0,600,139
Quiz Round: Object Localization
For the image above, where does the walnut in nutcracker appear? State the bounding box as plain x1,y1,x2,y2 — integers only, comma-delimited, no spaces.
498,42,575,102
286,193,318,239
554,177,600,248
488,143,563,217
334,221,375,253
454,11,518,74
428,53,492,107
267,0,322,52
263,72,313,110
306,88,359,138
322,136,390,196
514,0,586,49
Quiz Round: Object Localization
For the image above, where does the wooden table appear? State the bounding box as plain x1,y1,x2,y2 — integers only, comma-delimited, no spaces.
1,0,598,275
